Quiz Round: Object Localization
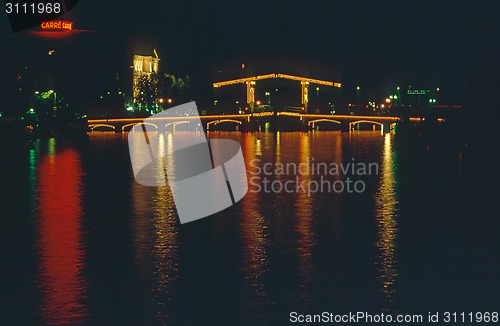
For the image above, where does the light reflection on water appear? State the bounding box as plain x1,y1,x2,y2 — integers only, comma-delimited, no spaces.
4,131,413,324
294,133,314,307
151,134,179,322
239,134,271,308
374,133,399,310
35,141,88,325
131,132,179,324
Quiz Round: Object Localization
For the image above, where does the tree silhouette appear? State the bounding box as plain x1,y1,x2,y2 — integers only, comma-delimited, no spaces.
162,74,192,104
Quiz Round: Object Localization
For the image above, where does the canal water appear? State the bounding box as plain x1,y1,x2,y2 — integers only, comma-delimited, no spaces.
0,131,497,325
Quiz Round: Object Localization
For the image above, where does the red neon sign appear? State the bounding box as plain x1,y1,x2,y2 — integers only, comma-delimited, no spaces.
41,21,73,31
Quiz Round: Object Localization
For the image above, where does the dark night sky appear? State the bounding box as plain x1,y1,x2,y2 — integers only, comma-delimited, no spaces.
1,0,499,109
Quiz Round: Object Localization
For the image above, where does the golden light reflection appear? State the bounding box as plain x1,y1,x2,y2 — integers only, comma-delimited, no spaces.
322,132,343,232
151,179,179,322
271,132,287,244
255,138,262,156
374,133,399,311
152,133,180,322
294,132,314,307
275,131,281,162
239,133,271,307
130,132,179,323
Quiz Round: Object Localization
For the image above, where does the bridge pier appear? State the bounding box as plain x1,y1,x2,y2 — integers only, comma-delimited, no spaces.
382,122,391,133
240,120,255,132
341,122,351,132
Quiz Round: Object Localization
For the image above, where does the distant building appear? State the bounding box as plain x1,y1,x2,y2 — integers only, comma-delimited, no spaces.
132,54,160,106
406,88,439,110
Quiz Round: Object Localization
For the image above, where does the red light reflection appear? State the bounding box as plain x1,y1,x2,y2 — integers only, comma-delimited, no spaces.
36,148,87,325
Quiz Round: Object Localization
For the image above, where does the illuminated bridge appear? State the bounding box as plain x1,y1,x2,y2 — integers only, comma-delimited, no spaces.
88,113,438,133
213,73,341,112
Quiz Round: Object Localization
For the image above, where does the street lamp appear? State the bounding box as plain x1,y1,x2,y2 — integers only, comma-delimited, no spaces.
49,90,57,112
355,86,360,112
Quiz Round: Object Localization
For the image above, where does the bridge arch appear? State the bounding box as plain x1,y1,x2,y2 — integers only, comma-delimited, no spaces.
349,120,384,132
164,121,191,127
90,124,116,131
123,122,159,132
164,121,192,132
308,119,341,130
207,119,242,130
